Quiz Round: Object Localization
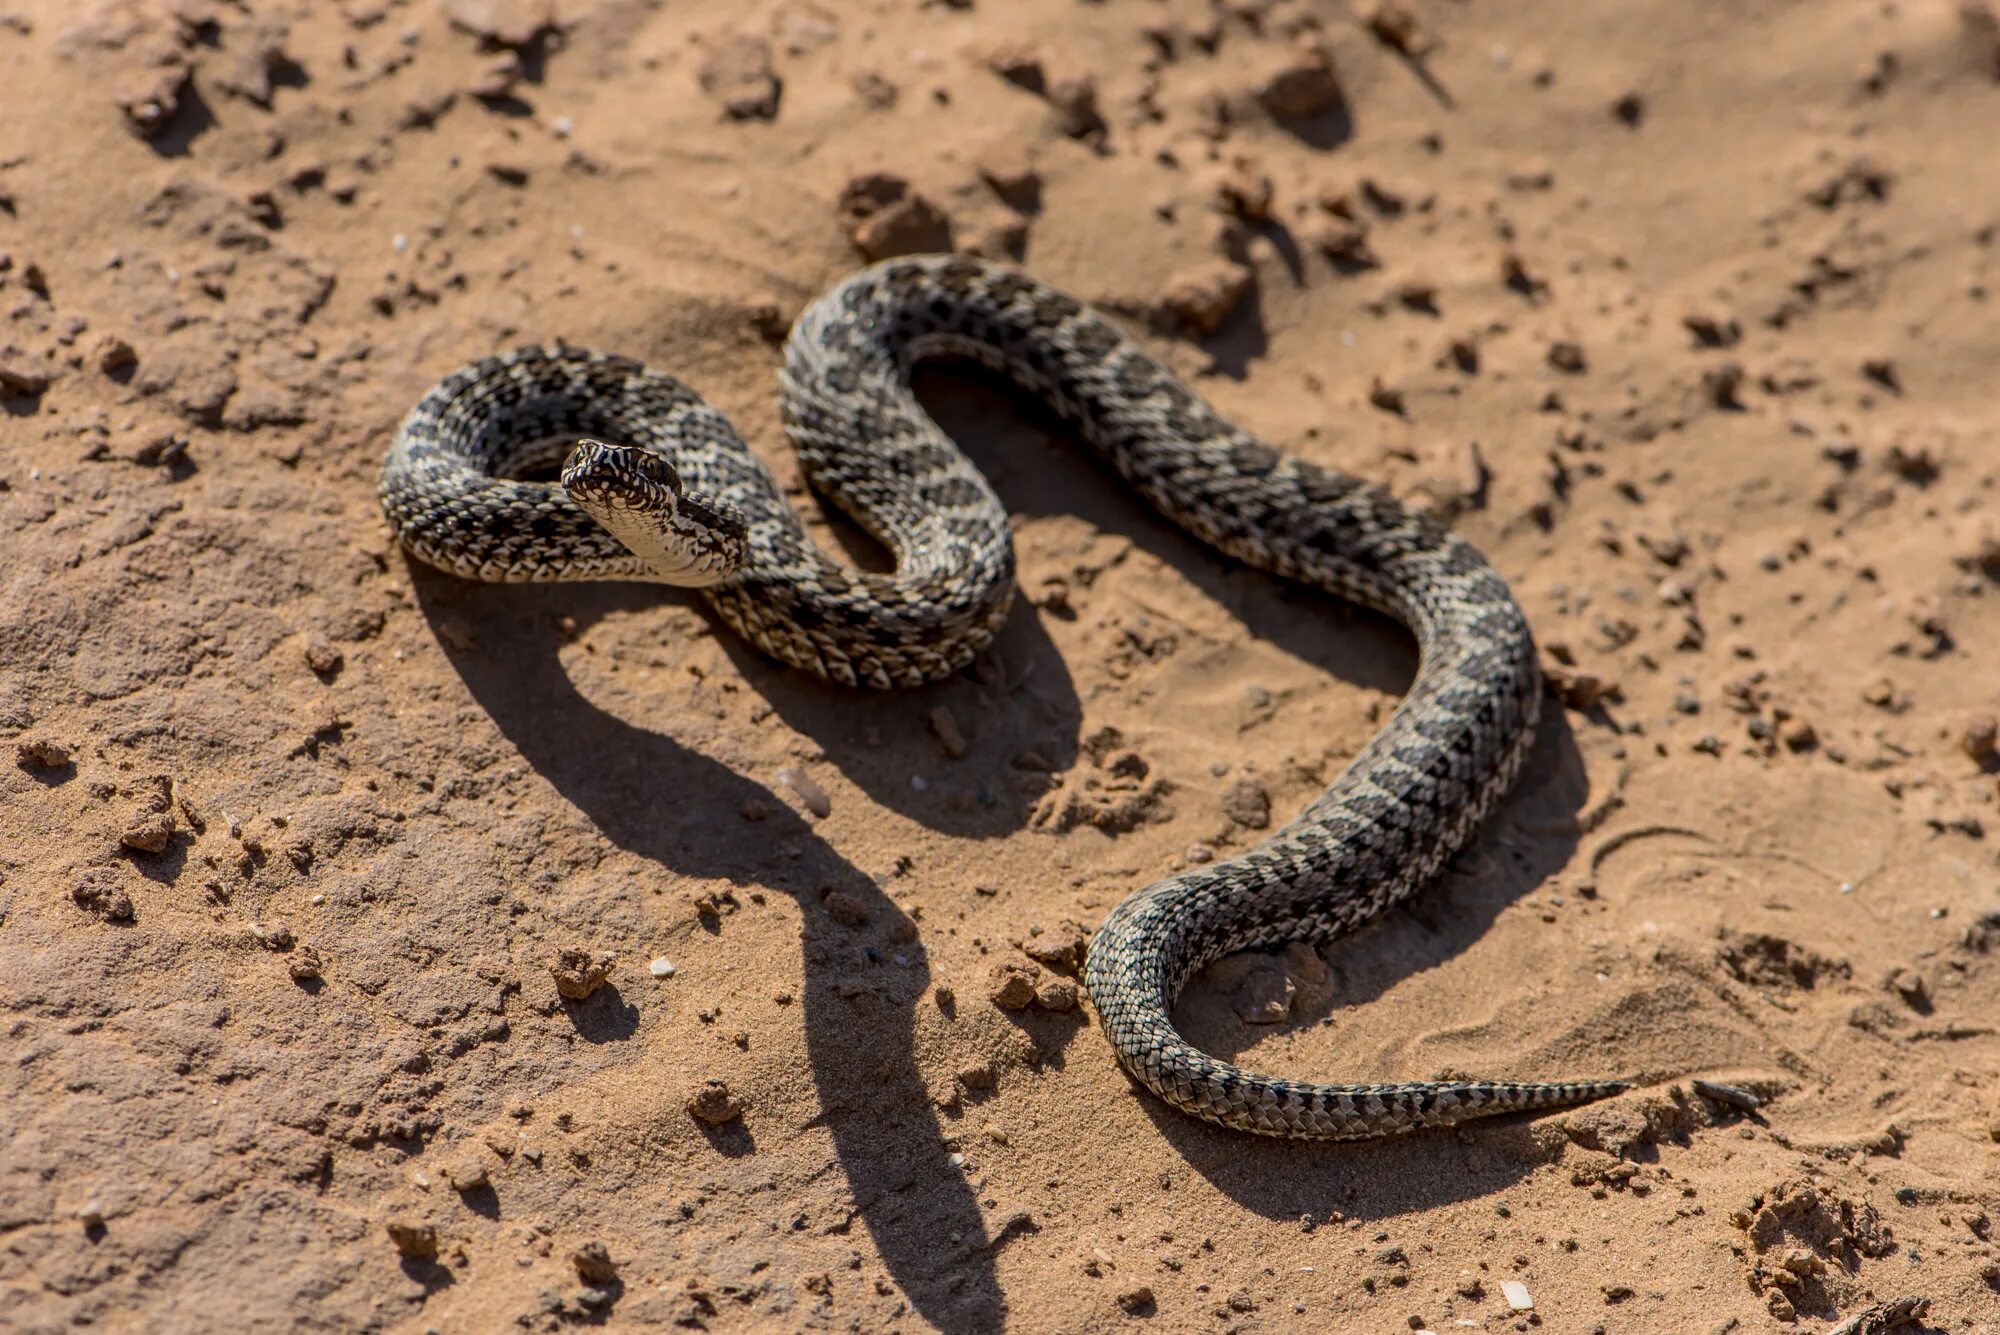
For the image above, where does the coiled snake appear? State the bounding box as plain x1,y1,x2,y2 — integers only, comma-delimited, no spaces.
380,255,1626,1139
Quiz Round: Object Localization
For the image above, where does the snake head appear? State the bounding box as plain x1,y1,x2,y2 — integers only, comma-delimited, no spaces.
561,439,684,519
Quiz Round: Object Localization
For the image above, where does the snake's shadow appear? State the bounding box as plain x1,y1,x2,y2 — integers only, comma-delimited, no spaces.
717,364,1414,830
413,570,1013,1335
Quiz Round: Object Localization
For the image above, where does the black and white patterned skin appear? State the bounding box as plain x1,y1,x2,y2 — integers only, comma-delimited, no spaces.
380,255,1626,1139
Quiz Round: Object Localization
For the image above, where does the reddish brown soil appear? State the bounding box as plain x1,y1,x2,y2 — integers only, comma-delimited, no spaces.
4,1,2000,1331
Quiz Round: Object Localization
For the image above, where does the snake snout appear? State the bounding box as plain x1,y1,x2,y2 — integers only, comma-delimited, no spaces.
560,439,683,515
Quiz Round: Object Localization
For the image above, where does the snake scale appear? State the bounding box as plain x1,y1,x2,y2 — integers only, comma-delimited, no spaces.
380,254,1626,1139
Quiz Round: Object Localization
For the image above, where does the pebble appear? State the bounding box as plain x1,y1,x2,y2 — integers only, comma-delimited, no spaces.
1255,49,1343,120
1158,260,1251,335
443,0,558,49
987,960,1040,1011
929,706,968,758
1115,1284,1155,1313
649,957,676,979
1960,715,1997,766
302,633,343,677
549,948,614,1001
1046,75,1105,142
979,39,1045,93
1221,778,1271,829
14,736,72,770
698,34,781,121
386,1218,439,1259
119,776,176,854
1547,341,1587,373
1500,1280,1535,1311
444,1154,489,1192
288,945,323,982
571,1241,618,1283
774,765,832,817
686,1079,747,1126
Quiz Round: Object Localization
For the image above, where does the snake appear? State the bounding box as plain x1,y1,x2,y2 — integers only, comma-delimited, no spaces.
380,254,1627,1139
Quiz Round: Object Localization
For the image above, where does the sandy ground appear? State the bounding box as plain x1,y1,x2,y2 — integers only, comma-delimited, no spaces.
4,0,2000,1331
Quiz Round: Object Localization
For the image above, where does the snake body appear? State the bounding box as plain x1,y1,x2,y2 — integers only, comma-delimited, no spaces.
381,254,1625,1139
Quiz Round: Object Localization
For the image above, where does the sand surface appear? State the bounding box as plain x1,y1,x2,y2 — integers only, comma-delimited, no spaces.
4,0,2000,1331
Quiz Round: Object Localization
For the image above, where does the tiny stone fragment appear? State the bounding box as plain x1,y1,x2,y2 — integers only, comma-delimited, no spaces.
835,174,952,261
1221,778,1271,829
288,944,323,981
1500,1280,1534,1311
1115,1284,1155,1314
929,706,968,758
1255,49,1343,119
988,960,1040,1011
386,1218,439,1258
687,1079,746,1125
120,776,176,854
15,737,72,770
698,34,781,120
571,1241,618,1284
1033,976,1078,1012
649,957,676,979
303,633,343,676
775,765,832,817
1159,261,1251,336
550,948,614,1000
444,1154,488,1191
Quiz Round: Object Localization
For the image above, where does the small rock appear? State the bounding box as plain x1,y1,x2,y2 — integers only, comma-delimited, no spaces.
774,765,833,817
1961,715,1997,766
93,336,137,375
1115,1284,1156,1314
303,633,343,676
979,39,1044,93
1047,75,1106,142
77,1201,105,1229
1612,91,1646,126
386,1218,439,1259
1360,1,1431,56
444,1154,489,1192
686,1079,747,1126
973,152,1038,219
699,34,781,121
1022,924,1083,972
1547,341,1587,374
1888,967,1929,1008
443,0,558,49
1501,1280,1534,1311
821,888,869,927
288,945,323,981
835,174,952,262
1033,976,1079,1012
929,706,968,758
251,920,296,951
1779,717,1818,752
571,1241,618,1284
1255,49,1344,119
649,957,676,979
15,736,72,770
119,776,175,854
1221,777,1271,829
550,948,614,1001
988,960,1040,1011
1159,260,1252,336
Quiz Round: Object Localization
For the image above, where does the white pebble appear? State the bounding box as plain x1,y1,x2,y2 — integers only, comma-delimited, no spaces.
551,115,573,138
649,957,676,978
910,775,927,791
1501,1280,1534,1311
